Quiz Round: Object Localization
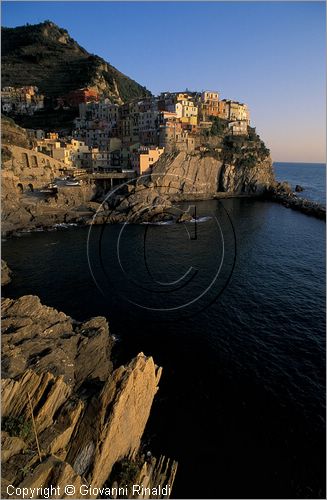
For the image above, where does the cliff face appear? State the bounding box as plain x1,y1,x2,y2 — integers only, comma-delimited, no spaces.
2,21,150,103
99,148,274,224
147,151,223,198
2,295,113,385
148,147,274,197
1,260,12,286
220,156,274,194
1,295,177,499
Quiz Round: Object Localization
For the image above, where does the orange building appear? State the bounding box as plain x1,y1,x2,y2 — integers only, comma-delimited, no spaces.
63,88,99,108
201,91,220,117
132,146,164,175
218,100,228,119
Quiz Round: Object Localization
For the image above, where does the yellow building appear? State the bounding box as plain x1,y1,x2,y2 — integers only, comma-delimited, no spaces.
175,100,198,125
132,146,164,175
221,100,250,123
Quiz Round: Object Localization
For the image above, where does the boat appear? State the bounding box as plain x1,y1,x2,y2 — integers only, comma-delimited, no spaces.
39,182,58,193
65,179,80,186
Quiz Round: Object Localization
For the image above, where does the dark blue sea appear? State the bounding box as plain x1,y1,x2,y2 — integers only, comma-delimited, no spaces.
274,162,326,204
2,163,325,498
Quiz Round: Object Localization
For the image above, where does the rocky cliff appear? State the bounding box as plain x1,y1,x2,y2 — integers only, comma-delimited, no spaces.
94,144,275,224
1,260,12,286
1,295,177,498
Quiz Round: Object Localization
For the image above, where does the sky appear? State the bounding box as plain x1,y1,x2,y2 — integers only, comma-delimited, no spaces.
2,1,326,163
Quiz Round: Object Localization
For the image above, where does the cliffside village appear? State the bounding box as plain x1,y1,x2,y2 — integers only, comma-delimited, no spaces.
2,86,250,176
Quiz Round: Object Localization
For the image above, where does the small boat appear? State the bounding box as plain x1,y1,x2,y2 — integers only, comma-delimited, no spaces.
39,182,58,193
65,179,80,186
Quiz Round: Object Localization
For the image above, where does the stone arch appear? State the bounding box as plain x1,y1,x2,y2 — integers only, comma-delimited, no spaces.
31,155,38,167
28,183,34,192
21,153,29,168
17,183,24,193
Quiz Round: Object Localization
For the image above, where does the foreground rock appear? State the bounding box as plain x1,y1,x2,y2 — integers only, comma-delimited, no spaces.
1,296,177,498
1,260,12,286
2,295,113,386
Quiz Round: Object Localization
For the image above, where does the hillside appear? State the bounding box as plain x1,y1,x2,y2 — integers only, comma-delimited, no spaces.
1,115,34,160
1,21,151,103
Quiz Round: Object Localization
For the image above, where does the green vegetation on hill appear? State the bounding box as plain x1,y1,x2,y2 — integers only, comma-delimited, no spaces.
222,126,270,165
2,21,151,102
209,116,229,136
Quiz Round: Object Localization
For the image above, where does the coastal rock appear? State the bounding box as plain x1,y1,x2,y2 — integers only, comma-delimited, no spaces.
1,295,113,386
133,455,178,499
1,433,26,463
67,353,162,488
148,151,223,198
220,156,275,194
176,211,193,223
268,189,326,220
1,296,176,498
2,370,71,433
17,455,88,500
295,184,304,192
272,181,293,195
1,359,165,498
1,260,12,286
109,150,275,223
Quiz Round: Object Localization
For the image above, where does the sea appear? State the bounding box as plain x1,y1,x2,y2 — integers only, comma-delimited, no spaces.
274,162,326,204
2,162,326,498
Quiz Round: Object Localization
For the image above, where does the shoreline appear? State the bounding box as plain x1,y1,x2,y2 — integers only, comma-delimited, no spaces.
2,192,325,239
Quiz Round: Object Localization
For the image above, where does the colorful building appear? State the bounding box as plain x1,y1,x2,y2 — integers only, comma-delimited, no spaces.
221,100,250,123
132,146,164,175
200,91,220,118
61,88,99,108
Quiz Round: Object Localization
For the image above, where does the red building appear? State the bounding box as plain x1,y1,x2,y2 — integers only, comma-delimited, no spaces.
63,88,99,108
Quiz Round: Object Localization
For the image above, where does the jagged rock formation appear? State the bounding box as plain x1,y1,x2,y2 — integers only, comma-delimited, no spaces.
1,295,113,385
145,151,223,198
94,147,275,224
1,296,177,499
1,260,12,286
220,156,274,194
2,21,150,103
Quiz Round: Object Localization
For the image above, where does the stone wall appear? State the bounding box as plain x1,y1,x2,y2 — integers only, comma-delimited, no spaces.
3,145,64,191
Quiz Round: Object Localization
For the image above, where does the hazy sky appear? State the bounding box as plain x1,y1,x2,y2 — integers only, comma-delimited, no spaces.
2,1,326,163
